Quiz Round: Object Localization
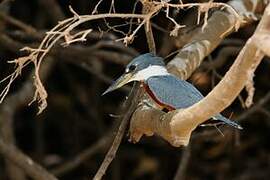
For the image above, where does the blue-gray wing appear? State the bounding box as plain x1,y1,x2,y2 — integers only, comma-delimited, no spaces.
146,75,204,109
146,75,243,130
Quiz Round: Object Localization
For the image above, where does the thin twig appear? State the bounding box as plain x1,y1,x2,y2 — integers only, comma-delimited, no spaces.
142,1,156,54
93,84,142,180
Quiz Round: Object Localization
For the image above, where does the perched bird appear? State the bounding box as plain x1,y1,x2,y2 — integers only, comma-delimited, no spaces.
103,53,242,129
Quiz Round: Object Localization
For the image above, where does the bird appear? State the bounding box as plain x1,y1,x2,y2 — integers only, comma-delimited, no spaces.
102,53,242,130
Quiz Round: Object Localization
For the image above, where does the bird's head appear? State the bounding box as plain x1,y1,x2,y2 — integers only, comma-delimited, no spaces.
102,53,168,95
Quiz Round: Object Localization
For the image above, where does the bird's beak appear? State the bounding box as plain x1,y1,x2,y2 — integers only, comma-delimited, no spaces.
102,72,133,95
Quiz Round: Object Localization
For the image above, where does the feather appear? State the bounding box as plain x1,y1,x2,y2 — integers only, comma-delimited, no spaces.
146,75,242,129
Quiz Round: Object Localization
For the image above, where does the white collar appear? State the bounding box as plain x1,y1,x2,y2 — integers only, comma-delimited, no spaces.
129,65,169,81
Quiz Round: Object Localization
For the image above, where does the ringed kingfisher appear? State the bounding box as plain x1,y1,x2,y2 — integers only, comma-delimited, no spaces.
103,53,242,130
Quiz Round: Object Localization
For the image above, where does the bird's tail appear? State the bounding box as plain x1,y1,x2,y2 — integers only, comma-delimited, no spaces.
213,114,243,130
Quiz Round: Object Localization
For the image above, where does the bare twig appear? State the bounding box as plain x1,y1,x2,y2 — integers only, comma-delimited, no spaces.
0,12,146,114
0,1,242,114
142,0,156,54
93,84,142,180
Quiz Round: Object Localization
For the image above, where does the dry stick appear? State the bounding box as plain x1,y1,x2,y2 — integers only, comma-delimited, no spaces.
0,12,147,114
1,7,152,180
1,32,135,66
0,33,133,87
1,2,239,115
93,118,129,180
93,5,156,179
142,1,156,54
93,2,160,178
0,139,58,180
144,21,156,54
0,33,132,177
93,85,142,180
1,12,144,113
2,14,119,43
51,84,133,176
93,6,157,178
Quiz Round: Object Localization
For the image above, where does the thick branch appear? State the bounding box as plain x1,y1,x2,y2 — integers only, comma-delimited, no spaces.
169,38,264,146
168,2,270,146
129,1,269,146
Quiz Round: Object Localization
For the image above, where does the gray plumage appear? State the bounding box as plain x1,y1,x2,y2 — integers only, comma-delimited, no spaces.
126,53,165,70
103,53,242,130
147,75,242,129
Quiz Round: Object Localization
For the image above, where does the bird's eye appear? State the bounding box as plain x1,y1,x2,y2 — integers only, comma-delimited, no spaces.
129,65,136,71
126,65,136,73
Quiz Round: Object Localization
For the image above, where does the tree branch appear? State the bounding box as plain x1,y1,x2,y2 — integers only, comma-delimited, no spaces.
142,0,156,54
129,0,269,147
93,85,142,180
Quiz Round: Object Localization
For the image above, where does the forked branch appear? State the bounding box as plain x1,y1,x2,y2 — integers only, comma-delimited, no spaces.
0,1,241,114
130,2,270,147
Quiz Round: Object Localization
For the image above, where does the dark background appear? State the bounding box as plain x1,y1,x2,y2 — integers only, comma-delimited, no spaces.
0,0,270,179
